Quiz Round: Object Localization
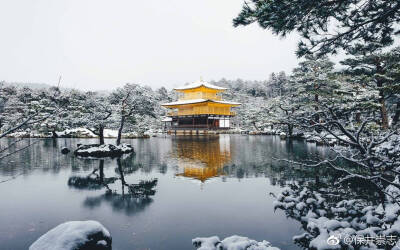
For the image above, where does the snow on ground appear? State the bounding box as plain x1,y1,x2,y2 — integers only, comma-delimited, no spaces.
192,235,280,250
6,131,51,138
103,129,118,138
29,220,111,250
56,128,97,138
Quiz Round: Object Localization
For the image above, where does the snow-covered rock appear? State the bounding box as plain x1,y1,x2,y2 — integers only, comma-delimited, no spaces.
29,220,111,250
193,236,220,250
74,144,134,158
192,235,280,250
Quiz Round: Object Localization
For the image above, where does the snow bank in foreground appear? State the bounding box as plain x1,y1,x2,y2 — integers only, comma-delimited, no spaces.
74,143,134,157
192,235,280,250
29,220,111,250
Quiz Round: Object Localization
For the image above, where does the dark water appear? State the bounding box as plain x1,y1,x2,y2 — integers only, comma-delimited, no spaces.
0,135,331,250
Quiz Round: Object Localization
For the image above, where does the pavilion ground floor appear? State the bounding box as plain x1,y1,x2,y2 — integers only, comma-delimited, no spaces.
163,115,233,133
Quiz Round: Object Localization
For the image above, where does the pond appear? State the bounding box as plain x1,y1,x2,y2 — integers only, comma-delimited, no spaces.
0,135,332,250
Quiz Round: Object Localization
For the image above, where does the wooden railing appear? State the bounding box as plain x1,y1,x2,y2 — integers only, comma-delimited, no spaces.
178,94,222,101
170,125,230,130
167,110,236,116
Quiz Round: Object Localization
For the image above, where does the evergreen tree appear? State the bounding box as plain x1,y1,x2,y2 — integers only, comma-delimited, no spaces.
233,0,400,57
81,92,113,145
341,47,400,129
110,84,156,145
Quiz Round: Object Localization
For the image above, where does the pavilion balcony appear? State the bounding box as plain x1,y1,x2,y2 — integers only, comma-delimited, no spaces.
170,125,230,130
166,110,236,117
178,95,222,101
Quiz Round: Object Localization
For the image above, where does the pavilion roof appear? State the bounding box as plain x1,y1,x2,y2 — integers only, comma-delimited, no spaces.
174,80,227,91
161,99,241,107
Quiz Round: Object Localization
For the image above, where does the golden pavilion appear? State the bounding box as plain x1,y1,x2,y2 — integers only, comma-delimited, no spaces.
161,79,241,133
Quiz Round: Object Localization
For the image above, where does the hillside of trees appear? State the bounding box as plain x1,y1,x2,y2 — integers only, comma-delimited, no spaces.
1,47,399,139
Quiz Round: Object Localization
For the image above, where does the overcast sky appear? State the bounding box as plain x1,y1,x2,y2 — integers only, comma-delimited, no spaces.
0,0,300,90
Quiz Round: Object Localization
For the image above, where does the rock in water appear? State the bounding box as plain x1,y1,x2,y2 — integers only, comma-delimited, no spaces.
29,220,111,250
74,144,134,158
61,147,70,154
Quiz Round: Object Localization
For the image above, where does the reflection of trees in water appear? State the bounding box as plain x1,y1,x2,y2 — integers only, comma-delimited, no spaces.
0,138,103,176
114,153,143,175
68,160,117,190
223,160,341,188
215,136,338,186
84,193,154,216
68,158,157,216
1,136,335,186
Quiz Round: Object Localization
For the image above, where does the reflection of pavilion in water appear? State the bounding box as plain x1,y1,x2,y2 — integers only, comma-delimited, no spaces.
171,135,232,182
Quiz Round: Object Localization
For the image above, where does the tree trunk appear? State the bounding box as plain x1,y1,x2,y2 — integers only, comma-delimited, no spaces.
392,100,400,126
51,128,58,138
252,121,259,131
116,116,125,146
117,158,126,195
379,90,389,129
288,124,293,137
99,160,104,182
314,93,320,122
355,112,361,123
376,64,389,129
99,125,105,145
117,158,125,184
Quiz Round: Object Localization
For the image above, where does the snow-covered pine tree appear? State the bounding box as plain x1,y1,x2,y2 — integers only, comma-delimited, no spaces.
110,84,156,145
80,91,113,145
233,0,400,57
341,46,400,129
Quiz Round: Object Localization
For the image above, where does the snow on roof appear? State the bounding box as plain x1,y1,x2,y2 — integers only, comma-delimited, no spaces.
162,99,241,106
162,99,207,106
174,80,227,91
213,100,241,105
